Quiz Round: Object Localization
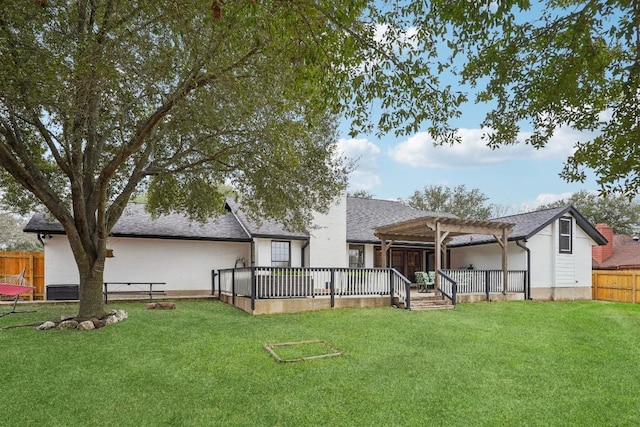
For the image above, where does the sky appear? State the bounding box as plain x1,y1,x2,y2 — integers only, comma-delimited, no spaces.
335,8,602,213
336,121,600,213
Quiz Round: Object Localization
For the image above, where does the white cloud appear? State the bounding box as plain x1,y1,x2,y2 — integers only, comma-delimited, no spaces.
522,192,575,211
388,127,586,168
336,138,381,192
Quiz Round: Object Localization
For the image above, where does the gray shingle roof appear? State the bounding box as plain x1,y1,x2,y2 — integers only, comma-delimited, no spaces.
24,199,604,247
224,199,308,240
24,203,251,242
450,206,607,246
346,197,456,243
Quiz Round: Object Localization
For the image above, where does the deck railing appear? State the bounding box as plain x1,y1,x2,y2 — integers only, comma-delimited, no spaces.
218,267,412,310
217,267,527,311
438,269,458,306
441,269,526,296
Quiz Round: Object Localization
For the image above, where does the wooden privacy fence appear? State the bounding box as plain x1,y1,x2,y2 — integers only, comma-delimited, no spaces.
592,270,640,303
0,251,45,300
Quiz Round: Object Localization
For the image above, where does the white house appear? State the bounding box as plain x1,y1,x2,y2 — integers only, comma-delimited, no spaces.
25,195,605,301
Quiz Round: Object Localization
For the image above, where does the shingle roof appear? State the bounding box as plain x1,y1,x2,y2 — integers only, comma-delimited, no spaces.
24,203,251,242
450,206,607,246
593,234,640,269
346,197,456,243
24,199,605,248
224,199,308,240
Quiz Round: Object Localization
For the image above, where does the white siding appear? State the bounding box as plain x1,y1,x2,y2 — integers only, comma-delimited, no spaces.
449,242,527,271
308,194,347,267
43,235,250,292
253,238,305,267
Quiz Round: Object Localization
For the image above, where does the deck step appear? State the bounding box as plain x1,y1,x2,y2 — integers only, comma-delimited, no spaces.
410,297,454,311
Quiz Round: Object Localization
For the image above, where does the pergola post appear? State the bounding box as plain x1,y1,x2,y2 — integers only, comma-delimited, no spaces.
374,215,514,298
380,239,393,268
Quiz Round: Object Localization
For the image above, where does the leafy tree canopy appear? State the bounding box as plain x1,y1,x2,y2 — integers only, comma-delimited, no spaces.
349,190,374,199
406,184,492,220
538,190,640,236
0,1,463,318
401,0,640,196
0,212,41,252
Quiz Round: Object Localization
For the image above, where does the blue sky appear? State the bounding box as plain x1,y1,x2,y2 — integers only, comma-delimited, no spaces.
337,120,600,211
336,9,602,212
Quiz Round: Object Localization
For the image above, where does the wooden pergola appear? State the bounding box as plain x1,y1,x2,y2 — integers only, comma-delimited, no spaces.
374,216,515,293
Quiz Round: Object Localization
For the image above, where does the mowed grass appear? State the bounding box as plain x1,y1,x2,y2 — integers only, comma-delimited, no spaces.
1,299,640,426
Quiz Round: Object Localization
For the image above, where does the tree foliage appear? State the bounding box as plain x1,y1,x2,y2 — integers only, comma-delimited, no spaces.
406,184,492,220
349,190,374,199
0,1,463,318
538,190,640,235
0,213,41,252
414,0,640,195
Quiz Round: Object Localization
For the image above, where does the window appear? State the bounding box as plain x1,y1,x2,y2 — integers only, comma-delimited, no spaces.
559,217,572,253
271,241,290,267
348,244,365,268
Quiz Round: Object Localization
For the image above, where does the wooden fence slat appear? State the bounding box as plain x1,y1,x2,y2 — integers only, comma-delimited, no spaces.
592,269,640,304
0,251,45,300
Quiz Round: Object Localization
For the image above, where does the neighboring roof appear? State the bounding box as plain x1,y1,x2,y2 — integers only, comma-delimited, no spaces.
593,234,640,269
346,197,456,243
24,203,251,242
450,206,607,247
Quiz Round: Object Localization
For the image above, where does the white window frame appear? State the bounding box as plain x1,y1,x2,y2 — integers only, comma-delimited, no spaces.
559,217,573,254
271,241,291,267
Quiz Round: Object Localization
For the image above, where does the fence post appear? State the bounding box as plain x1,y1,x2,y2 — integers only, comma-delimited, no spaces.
251,266,256,311
389,269,394,306
211,270,216,296
330,269,335,308
231,269,236,305
405,279,411,310
485,270,490,301
452,282,457,306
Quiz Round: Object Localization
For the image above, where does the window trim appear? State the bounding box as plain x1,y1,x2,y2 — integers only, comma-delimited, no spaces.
348,244,365,269
559,217,573,254
271,240,291,268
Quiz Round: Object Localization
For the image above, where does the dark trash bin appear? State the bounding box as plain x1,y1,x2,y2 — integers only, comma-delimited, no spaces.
46,284,79,300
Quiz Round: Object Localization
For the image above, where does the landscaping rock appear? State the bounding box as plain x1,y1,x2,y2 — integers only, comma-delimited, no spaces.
78,320,95,330
105,315,118,326
36,321,56,331
109,309,128,321
58,320,79,330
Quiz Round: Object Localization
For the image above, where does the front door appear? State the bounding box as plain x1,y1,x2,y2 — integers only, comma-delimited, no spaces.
406,250,422,282
388,248,424,282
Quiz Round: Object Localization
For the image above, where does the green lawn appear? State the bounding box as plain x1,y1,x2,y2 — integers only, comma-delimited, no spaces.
1,300,639,426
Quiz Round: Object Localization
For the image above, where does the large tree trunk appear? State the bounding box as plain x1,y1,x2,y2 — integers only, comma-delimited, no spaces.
77,259,107,320
66,223,109,320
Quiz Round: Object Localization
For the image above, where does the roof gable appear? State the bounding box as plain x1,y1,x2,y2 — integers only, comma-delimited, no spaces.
450,205,607,246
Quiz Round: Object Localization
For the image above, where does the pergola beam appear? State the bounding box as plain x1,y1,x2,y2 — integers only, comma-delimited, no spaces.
374,215,515,295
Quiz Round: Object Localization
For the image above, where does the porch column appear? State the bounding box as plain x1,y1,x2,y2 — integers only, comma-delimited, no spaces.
380,239,393,268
